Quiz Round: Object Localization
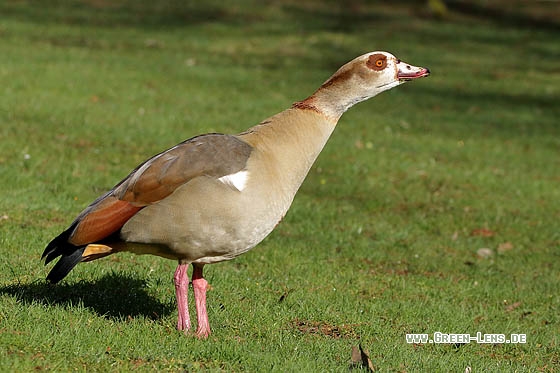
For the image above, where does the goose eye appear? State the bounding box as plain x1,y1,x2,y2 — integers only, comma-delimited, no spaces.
367,53,387,71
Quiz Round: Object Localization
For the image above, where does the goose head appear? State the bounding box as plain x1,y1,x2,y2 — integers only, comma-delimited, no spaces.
306,51,430,120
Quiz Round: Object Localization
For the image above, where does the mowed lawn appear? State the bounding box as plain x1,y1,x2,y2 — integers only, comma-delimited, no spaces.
1,1,559,371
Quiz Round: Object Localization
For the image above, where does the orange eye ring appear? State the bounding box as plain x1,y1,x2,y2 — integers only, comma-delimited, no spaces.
375,59,384,67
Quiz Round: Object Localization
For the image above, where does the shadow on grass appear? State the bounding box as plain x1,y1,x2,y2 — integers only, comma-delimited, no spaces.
445,0,560,31
0,0,233,29
0,0,382,31
2,0,558,31
0,272,174,321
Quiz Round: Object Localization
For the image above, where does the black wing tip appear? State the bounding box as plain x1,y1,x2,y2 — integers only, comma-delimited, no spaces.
42,224,84,283
42,240,61,265
42,237,65,265
41,222,78,263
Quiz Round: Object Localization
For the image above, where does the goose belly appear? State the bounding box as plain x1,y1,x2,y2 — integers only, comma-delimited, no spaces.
120,176,291,263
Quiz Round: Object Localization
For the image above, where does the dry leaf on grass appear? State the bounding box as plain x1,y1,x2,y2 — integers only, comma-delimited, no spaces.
476,248,494,259
471,228,495,237
505,301,522,312
350,344,375,371
498,242,514,253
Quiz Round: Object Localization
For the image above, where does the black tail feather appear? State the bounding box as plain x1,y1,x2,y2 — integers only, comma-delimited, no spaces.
46,247,86,284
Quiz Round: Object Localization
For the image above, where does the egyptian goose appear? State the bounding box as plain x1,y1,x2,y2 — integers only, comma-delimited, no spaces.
42,51,429,338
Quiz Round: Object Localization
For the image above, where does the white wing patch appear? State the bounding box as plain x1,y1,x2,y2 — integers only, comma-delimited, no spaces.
218,170,250,192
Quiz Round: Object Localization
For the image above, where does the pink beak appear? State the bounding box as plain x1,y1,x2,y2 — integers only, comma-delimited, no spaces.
397,61,430,81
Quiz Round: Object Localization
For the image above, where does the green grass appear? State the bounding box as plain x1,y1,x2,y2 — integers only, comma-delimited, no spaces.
1,0,559,371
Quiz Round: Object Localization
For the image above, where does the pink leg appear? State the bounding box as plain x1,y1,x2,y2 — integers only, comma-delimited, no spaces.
192,264,211,338
174,263,190,332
